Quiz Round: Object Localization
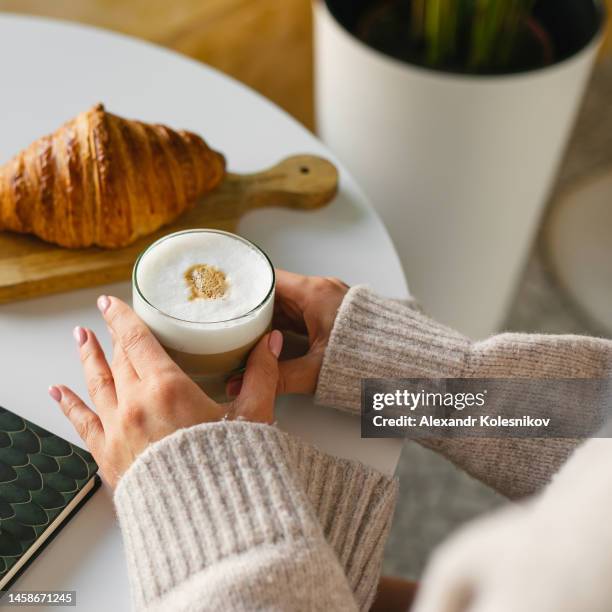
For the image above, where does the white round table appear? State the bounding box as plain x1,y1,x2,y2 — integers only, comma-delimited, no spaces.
0,14,407,610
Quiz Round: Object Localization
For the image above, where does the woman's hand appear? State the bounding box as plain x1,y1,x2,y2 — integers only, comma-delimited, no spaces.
226,270,349,398
49,295,284,488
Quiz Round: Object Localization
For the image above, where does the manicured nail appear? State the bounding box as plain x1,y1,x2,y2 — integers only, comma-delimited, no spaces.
269,330,283,358
97,295,111,314
48,386,62,402
226,378,243,398
73,326,87,347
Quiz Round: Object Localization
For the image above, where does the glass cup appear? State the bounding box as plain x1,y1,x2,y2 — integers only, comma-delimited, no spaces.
132,229,275,399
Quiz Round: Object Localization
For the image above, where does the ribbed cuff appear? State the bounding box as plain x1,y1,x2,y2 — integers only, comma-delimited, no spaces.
115,422,324,609
114,421,397,611
316,286,470,414
290,439,398,609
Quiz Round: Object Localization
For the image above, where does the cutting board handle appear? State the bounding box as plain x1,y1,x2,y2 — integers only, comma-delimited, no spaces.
226,154,339,211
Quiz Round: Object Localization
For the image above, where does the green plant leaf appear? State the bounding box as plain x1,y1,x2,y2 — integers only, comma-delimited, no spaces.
412,0,539,71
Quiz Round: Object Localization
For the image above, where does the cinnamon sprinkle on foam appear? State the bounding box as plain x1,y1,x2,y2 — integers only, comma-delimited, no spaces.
184,264,227,300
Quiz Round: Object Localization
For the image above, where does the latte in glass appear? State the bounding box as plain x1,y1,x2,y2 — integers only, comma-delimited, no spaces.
133,229,275,394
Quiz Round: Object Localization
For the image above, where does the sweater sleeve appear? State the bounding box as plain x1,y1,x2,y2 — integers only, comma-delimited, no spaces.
315,286,612,499
114,421,397,612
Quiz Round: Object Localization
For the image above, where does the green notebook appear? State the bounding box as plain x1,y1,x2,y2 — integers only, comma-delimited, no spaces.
0,407,100,591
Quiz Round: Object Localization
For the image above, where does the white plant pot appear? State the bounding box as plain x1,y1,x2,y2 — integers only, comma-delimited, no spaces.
314,0,604,338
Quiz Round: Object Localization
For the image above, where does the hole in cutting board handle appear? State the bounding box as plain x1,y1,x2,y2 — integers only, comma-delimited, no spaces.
300,166,310,174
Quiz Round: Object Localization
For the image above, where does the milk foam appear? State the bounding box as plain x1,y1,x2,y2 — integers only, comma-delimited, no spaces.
133,230,274,354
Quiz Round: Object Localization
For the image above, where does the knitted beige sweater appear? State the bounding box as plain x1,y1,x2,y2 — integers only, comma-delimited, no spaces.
316,287,612,498
114,286,612,610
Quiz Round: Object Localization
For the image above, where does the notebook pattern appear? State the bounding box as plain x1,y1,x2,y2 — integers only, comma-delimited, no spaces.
0,408,97,578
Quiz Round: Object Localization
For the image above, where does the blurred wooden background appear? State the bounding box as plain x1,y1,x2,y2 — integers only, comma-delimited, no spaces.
0,0,610,132
0,0,314,127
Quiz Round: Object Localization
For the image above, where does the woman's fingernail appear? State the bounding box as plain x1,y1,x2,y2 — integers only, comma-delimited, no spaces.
97,295,111,314
48,386,62,402
227,378,243,398
73,326,87,347
269,330,283,358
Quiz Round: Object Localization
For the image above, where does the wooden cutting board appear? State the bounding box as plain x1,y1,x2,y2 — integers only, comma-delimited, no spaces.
0,154,338,303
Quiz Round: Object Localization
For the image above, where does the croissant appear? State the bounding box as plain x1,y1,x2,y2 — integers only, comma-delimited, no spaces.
0,103,226,249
